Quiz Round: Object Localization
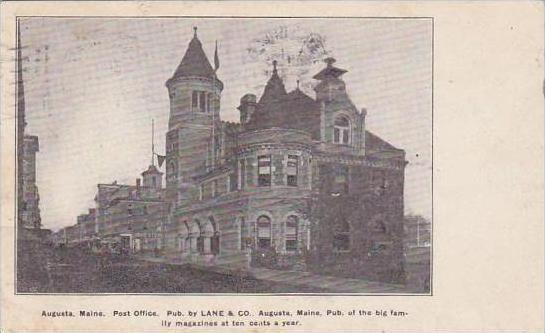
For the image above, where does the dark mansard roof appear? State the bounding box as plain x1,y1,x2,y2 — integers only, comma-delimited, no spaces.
246,61,322,140
245,60,401,153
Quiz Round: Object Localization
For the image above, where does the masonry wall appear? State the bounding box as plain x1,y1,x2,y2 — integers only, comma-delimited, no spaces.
308,161,406,283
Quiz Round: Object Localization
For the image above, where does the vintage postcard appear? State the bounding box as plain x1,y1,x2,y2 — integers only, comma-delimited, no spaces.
1,1,543,332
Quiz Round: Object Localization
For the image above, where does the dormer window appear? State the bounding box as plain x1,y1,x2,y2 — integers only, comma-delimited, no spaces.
333,116,351,145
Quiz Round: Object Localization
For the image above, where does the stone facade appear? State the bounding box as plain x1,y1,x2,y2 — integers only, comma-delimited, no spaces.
159,31,407,283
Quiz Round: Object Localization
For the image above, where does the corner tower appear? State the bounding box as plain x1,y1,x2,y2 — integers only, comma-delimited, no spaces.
165,27,223,204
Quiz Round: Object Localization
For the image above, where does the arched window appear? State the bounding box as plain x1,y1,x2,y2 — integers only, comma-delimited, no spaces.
333,116,351,145
257,215,272,249
285,215,298,251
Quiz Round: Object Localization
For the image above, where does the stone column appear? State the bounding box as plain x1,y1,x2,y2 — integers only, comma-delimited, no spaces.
203,236,212,254
190,236,197,253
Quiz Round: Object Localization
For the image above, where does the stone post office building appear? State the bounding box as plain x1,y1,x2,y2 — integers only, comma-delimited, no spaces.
160,29,407,283
57,28,408,284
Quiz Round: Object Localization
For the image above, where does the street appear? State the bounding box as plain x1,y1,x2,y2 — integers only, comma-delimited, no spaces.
17,244,325,293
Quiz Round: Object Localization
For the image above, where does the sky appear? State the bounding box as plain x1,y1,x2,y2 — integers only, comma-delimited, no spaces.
20,18,432,231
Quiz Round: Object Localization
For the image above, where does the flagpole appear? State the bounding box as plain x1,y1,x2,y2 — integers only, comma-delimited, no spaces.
212,40,219,169
152,119,155,166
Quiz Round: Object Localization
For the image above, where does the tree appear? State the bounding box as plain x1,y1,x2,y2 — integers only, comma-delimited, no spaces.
244,25,330,93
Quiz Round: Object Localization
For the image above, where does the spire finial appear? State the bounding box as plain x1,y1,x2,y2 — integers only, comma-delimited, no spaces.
272,60,278,74
296,79,300,90
193,26,197,37
324,57,336,67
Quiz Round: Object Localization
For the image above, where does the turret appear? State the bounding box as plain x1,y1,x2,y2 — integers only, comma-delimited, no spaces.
238,94,257,125
164,27,222,204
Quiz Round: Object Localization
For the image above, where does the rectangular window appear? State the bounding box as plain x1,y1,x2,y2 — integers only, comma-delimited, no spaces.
333,233,350,252
207,93,212,113
285,216,298,251
229,173,237,192
257,216,271,249
192,91,199,110
257,155,272,187
286,155,299,187
342,129,349,144
333,164,349,194
199,91,206,112
202,181,213,200
333,127,340,144
240,217,246,250
216,177,228,196
239,159,246,189
197,236,204,253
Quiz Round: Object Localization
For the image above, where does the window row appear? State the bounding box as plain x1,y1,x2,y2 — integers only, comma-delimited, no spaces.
199,175,237,201
239,154,301,188
254,215,300,252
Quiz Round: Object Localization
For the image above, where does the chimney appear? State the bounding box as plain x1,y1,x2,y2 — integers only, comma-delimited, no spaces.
136,178,141,190
238,93,257,125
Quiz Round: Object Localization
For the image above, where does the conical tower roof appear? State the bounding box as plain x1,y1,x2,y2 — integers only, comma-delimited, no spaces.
258,60,287,105
170,27,216,81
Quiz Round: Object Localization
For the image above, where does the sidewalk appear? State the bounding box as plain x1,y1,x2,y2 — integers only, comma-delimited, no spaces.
136,255,414,294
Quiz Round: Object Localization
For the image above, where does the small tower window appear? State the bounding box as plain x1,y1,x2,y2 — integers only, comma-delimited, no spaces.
333,116,351,145
199,91,206,112
192,90,208,112
207,93,213,113
192,91,199,110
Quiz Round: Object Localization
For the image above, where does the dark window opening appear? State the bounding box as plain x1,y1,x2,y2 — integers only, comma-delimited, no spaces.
285,215,298,251
257,215,271,249
239,159,246,189
197,236,204,253
192,91,198,109
240,217,246,250
229,173,237,192
332,164,349,195
333,233,350,252
199,91,206,112
333,217,350,252
333,116,350,145
258,155,272,187
287,155,298,187
211,234,220,255
207,93,213,113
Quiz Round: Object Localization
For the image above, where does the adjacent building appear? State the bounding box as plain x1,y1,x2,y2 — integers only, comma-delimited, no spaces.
16,24,42,231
